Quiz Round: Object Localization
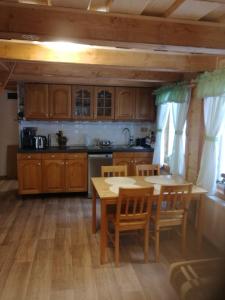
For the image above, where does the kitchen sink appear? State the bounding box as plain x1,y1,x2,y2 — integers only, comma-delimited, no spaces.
128,146,145,149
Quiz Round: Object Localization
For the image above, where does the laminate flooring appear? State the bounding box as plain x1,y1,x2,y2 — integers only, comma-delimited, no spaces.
0,180,222,300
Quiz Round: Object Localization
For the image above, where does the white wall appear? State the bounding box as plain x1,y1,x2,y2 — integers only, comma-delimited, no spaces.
0,91,18,176
19,120,155,147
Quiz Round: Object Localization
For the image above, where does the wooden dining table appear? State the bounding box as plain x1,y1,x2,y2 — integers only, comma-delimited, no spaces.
91,175,207,264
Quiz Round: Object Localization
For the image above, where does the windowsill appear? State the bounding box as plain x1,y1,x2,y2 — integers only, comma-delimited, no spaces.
207,194,225,207
216,182,225,201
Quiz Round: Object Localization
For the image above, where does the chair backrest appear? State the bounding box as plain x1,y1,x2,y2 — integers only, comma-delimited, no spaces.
101,165,127,177
136,164,160,176
116,187,154,225
156,184,192,221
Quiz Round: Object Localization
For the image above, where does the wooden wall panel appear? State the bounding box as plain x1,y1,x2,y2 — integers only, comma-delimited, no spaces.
186,88,204,183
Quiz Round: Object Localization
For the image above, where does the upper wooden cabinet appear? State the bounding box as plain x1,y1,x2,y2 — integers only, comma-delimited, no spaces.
135,88,156,122
24,84,49,119
94,87,115,120
24,83,155,122
115,87,135,120
72,85,94,120
115,87,155,121
49,84,72,120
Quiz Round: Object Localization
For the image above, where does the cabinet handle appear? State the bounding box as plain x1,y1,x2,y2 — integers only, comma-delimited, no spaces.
51,155,55,158
37,162,41,166
27,155,31,159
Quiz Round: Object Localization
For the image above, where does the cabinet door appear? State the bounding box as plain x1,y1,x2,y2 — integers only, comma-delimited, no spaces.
94,87,115,120
65,157,87,192
25,84,48,119
113,157,133,176
42,159,65,192
134,152,153,166
72,86,94,120
135,88,156,122
115,87,135,120
49,85,71,120
17,159,42,194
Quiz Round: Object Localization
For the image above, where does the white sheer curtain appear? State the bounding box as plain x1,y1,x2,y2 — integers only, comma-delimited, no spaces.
197,95,225,194
153,103,170,166
170,91,191,176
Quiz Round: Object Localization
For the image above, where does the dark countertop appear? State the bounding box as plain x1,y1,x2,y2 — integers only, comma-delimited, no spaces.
18,145,154,154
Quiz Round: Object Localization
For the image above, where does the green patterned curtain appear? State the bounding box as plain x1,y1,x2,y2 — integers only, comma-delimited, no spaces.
154,83,190,106
196,68,225,98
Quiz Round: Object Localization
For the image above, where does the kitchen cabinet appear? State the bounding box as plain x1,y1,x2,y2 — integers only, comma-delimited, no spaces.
42,153,65,193
72,85,94,120
24,84,49,119
115,87,135,120
17,152,87,194
65,153,87,192
49,84,72,120
135,88,156,121
23,83,155,122
17,153,42,194
113,152,153,176
94,86,115,120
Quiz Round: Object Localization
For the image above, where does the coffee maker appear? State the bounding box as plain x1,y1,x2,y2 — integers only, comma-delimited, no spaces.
21,127,37,149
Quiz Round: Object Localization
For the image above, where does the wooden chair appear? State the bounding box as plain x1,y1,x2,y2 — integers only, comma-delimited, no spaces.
101,165,127,177
135,164,160,176
109,187,154,266
151,184,192,262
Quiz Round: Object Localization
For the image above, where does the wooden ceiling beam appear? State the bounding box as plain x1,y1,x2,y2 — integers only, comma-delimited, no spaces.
0,62,16,95
1,2,225,54
163,0,186,17
13,62,184,82
0,41,219,72
11,74,159,87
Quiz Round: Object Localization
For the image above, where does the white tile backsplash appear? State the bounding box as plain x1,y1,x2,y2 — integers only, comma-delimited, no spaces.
19,121,155,146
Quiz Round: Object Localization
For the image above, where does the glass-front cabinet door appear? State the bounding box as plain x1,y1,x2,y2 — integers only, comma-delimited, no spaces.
72,86,94,120
94,87,115,120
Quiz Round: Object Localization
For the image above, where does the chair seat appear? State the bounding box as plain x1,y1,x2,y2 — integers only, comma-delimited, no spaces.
151,214,184,227
109,214,147,231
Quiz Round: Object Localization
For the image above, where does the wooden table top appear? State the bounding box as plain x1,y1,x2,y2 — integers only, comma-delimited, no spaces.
91,175,207,199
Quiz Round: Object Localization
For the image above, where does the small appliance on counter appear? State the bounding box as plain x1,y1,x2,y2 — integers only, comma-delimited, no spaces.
56,130,68,147
33,136,48,149
99,140,112,147
136,137,150,148
21,127,37,149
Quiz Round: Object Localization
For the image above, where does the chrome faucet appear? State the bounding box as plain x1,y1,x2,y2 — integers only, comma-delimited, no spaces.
122,127,134,146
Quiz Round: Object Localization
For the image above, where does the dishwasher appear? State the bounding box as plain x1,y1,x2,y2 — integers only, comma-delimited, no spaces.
88,153,113,198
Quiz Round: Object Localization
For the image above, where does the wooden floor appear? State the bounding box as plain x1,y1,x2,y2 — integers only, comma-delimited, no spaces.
0,180,221,300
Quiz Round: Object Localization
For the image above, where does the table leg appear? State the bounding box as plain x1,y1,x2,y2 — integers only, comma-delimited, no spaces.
197,194,205,251
92,186,97,234
100,200,107,264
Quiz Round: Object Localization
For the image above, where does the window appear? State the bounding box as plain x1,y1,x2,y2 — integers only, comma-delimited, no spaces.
164,104,174,165
164,103,186,167
217,127,225,197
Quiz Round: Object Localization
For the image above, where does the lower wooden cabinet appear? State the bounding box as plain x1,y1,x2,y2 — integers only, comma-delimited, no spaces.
17,153,87,194
42,159,65,193
113,152,153,176
17,157,42,194
65,154,87,192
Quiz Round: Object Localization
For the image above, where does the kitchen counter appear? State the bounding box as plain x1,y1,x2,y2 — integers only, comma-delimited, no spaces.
18,145,154,154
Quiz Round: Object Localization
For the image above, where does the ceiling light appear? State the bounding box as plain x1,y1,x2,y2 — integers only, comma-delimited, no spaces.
33,41,91,51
